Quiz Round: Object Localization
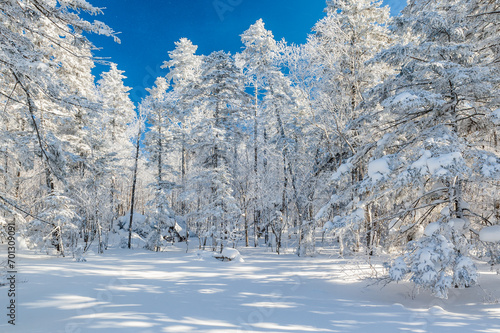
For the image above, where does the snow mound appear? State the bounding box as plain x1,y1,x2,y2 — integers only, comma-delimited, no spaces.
427,153,462,176
392,303,406,311
481,154,500,177
197,248,244,262
196,250,218,261
17,236,30,251
217,248,244,262
479,225,500,243
196,250,215,260
389,257,407,281
116,230,146,249
429,305,446,316
368,157,390,182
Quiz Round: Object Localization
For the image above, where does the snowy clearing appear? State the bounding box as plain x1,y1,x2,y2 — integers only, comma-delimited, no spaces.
2,245,500,333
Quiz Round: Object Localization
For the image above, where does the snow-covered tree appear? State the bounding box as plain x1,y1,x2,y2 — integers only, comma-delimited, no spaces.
336,0,500,296
0,0,119,254
310,0,393,255
237,19,278,246
96,63,136,221
186,51,248,251
157,38,204,243
141,77,181,250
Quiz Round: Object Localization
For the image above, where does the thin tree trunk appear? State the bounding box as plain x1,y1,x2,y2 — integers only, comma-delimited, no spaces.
365,203,374,256
128,123,142,249
253,84,261,247
253,84,258,174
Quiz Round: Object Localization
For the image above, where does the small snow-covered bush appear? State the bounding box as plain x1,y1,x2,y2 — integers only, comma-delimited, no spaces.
74,246,86,262
389,257,407,281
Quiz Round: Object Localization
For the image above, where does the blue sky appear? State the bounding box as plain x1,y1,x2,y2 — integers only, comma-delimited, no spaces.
88,0,406,104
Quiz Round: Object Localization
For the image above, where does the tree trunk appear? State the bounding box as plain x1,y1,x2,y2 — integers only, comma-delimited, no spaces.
244,207,249,247
128,123,142,249
365,203,374,256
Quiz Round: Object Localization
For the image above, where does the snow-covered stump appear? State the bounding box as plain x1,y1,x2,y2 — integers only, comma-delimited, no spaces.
213,248,244,262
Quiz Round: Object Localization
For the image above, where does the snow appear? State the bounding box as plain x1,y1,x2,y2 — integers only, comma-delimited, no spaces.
117,212,147,226
322,221,335,231
440,206,450,217
428,152,463,176
330,162,353,181
36,62,49,71
107,229,146,249
411,150,433,170
491,108,500,125
389,257,407,281
411,151,464,176
448,218,467,231
392,92,418,104
481,155,500,177
424,222,441,236
376,133,391,147
314,204,329,221
2,245,500,333
479,225,500,242
368,157,390,182
219,248,244,262
221,247,240,259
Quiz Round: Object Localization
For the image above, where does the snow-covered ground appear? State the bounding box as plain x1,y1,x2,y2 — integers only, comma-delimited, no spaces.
1,244,500,333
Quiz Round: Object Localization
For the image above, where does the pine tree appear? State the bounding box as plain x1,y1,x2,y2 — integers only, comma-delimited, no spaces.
96,63,136,227
142,77,179,251
187,51,247,251
160,38,203,244
237,19,277,247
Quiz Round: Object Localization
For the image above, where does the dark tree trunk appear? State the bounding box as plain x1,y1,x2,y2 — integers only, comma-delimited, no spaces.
128,123,142,249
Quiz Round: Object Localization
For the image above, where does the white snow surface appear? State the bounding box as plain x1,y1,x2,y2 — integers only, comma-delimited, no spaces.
1,244,500,333
479,225,500,242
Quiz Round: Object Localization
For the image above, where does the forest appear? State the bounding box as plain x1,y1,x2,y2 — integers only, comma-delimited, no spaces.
1,0,499,300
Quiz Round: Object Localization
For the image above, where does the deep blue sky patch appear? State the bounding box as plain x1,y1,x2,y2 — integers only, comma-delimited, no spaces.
88,0,405,104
